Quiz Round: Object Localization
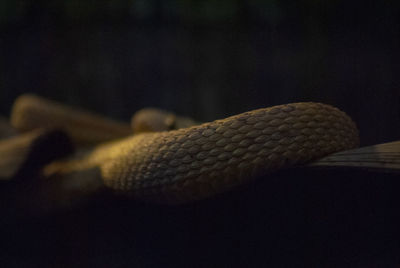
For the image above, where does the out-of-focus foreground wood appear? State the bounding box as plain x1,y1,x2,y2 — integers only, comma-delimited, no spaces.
0,128,73,180
310,141,400,172
11,94,132,145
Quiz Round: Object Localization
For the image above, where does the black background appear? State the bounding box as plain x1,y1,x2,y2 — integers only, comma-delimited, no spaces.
1,0,399,145
0,1,399,267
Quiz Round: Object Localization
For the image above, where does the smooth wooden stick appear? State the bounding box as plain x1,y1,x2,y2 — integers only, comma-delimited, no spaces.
11,94,132,146
309,141,400,172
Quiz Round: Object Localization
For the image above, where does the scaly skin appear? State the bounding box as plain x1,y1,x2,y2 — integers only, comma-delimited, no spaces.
46,102,359,203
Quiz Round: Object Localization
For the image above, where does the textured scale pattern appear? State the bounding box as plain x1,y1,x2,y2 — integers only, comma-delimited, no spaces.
93,102,359,203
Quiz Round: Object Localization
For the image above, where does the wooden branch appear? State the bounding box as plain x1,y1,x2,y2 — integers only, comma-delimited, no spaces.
10,94,132,146
0,128,73,180
309,141,400,172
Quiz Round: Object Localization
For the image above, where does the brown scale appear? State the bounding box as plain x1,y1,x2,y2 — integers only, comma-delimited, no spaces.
10,95,360,204
98,102,359,203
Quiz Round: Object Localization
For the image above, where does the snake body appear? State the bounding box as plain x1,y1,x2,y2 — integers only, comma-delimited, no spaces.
44,102,359,203
11,94,132,145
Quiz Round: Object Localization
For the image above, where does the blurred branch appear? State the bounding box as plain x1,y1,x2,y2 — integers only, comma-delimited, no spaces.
310,141,400,173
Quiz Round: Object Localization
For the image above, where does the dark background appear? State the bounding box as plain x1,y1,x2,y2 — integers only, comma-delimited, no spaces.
0,0,399,145
0,1,400,267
